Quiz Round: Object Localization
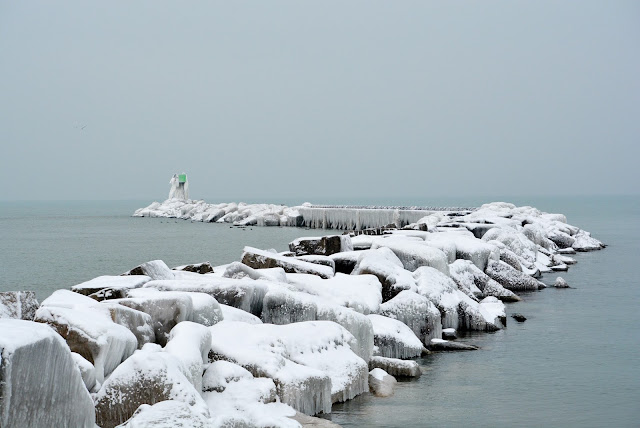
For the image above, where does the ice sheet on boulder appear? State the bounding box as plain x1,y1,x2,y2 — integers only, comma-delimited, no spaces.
165,321,212,392
242,246,334,279
71,275,151,299
116,401,214,428
367,314,423,359
379,290,442,345
371,238,450,275
0,319,96,428
449,260,520,302
351,247,417,302
485,260,541,292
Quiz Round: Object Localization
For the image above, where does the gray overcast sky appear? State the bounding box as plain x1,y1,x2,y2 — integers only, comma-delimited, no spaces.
1,1,638,202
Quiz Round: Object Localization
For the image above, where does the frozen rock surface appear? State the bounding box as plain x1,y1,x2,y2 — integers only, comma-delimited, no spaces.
71,352,97,392
449,260,520,302
368,368,397,397
164,321,212,392
0,291,38,320
71,275,151,299
220,304,263,324
242,246,334,279
94,344,209,428
485,260,541,292
289,235,353,256
371,239,450,275
0,319,96,428
172,261,214,274
554,277,570,288
116,401,213,428
379,290,442,345
429,338,478,351
352,247,417,302
368,356,421,378
368,314,424,359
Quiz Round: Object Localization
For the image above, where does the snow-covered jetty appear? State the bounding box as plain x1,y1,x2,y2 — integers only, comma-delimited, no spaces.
1,202,605,427
134,198,478,231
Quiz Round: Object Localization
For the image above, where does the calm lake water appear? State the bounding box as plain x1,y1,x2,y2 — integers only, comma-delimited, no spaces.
1,195,638,427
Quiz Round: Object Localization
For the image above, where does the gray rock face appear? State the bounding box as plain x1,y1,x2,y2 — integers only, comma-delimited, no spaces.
368,356,421,378
0,291,39,320
242,246,334,279
485,260,541,292
172,262,214,274
429,338,478,351
0,319,96,428
289,235,353,256
368,368,397,397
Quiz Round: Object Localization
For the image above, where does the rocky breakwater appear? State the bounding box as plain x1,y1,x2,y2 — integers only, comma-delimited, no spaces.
0,202,604,427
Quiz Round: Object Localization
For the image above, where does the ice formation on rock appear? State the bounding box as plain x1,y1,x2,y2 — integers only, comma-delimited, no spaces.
379,290,442,345
116,401,214,428
242,246,334,279
371,239,450,275
71,275,151,299
367,314,424,359
449,259,521,302
368,368,397,397
368,356,422,378
352,247,417,302
0,319,96,428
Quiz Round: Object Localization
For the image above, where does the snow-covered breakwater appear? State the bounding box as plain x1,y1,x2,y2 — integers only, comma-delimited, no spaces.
133,199,477,230
1,202,605,427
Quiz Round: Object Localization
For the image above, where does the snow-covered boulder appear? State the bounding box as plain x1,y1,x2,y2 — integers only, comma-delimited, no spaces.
94,344,209,428
449,260,521,302
0,319,96,427
172,261,214,274
368,356,421,378
144,277,271,317
369,368,397,397
34,305,137,384
219,304,263,324
572,230,604,251
554,277,570,288
296,255,336,271
242,247,334,279
426,232,497,271
371,239,450,275
329,250,371,274
165,322,212,392
71,352,97,392
222,261,288,282
116,401,214,428
122,260,176,280
287,272,382,315
429,338,478,351
379,290,442,345
367,314,424,359
202,361,299,427
120,288,223,345
351,247,417,302
485,260,541,292
209,320,368,413
262,288,375,362
289,235,353,256
0,291,38,320
71,275,151,299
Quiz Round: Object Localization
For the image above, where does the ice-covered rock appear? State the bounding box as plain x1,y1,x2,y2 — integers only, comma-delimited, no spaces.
219,304,263,324
144,277,271,317
367,314,424,359
95,344,209,428
368,356,421,378
449,259,521,302
426,232,497,272
0,291,38,320
165,321,212,392
442,328,457,339
369,368,397,397
371,239,450,275
329,250,371,274
34,304,137,384
71,275,151,300
0,319,96,428
554,277,570,288
287,272,382,315
351,247,417,302
116,401,214,428
379,290,442,345
547,230,576,249
122,260,177,280
429,338,478,351
482,227,537,264
485,260,541,292
296,255,337,271
71,352,97,392
572,230,605,251
172,261,214,274
242,246,334,279
262,288,375,362
289,235,353,256
222,261,288,282
478,296,507,327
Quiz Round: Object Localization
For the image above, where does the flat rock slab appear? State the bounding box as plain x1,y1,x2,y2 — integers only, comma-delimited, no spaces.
429,339,478,351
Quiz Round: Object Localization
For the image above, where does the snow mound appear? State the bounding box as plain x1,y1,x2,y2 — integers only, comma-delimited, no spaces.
116,401,213,428
371,238,450,275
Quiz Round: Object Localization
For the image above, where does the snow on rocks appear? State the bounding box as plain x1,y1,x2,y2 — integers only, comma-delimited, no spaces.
242,246,334,279
209,320,367,414
379,290,442,345
485,260,541,292
164,321,212,392
172,261,214,274
261,288,375,362
368,356,421,378
71,352,98,392
289,235,354,256
352,247,417,302
287,272,383,315
425,232,497,272
329,250,372,274
367,314,424,359
94,344,210,428
219,304,263,324
429,338,478,351
368,368,397,397
449,259,521,302
481,227,538,265
71,275,151,300
34,302,138,384
116,401,214,428
222,261,288,282
554,277,570,288
371,238,450,275
0,291,38,320
0,319,96,428
572,230,605,251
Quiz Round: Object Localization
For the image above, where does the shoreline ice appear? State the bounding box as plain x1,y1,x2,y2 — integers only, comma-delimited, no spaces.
1,199,605,427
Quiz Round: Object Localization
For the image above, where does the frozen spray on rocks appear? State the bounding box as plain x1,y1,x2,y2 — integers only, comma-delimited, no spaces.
0,178,605,426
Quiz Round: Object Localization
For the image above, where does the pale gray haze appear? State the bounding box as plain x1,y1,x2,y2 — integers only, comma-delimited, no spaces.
1,1,638,201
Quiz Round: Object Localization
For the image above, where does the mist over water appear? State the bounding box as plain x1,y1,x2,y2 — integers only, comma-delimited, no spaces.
0,195,638,427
